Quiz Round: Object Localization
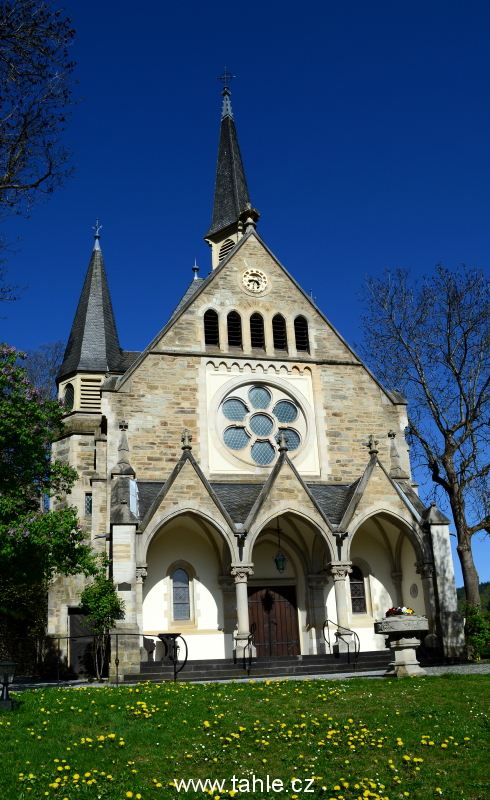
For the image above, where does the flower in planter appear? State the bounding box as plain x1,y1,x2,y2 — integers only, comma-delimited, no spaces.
386,607,415,617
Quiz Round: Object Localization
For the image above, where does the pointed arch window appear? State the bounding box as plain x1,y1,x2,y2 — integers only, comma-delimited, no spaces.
350,566,366,613
250,313,265,349
64,383,74,411
172,568,190,620
227,311,242,348
294,316,310,352
272,314,288,351
204,309,220,347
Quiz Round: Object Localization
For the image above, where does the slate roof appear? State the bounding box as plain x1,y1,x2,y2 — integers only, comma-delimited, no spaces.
205,110,251,238
210,483,264,524
58,240,131,381
307,481,360,526
137,482,165,520
169,277,205,321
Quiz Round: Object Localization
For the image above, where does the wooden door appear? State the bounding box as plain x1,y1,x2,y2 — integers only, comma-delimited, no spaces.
248,586,300,657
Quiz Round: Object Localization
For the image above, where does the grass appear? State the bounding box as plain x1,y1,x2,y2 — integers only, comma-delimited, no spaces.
1,674,489,800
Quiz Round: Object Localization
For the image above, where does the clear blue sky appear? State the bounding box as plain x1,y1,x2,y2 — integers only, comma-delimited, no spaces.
2,0,489,584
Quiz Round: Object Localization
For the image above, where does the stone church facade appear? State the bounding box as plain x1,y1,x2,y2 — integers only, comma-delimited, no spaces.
50,83,464,676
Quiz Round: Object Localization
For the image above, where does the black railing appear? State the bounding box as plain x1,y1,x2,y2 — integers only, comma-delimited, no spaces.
323,619,360,667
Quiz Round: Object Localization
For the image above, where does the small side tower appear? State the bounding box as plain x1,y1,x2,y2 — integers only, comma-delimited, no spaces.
57,222,124,411
204,71,259,269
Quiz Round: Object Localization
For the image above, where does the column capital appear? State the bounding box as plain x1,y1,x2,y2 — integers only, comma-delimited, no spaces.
415,561,435,579
230,564,254,583
328,562,352,581
136,565,148,583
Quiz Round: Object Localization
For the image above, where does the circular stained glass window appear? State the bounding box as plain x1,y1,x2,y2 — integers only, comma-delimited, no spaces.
276,428,300,451
250,414,274,436
222,398,248,421
251,440,275,465
223,427,250,450
248,386,271,409
273,401,298,423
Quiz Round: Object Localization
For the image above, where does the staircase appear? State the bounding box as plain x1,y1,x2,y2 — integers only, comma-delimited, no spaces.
123,650,392,684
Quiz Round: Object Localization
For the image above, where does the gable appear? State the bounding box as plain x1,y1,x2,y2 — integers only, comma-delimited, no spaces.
349,461,419,527
156,233,356,360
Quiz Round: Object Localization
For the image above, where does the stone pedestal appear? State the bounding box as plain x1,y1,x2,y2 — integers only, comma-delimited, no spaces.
374,615,429,677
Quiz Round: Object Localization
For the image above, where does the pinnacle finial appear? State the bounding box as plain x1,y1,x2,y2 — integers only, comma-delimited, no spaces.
181,429,193,450
192,259,200,281
92,218,102,251
364,434,379,455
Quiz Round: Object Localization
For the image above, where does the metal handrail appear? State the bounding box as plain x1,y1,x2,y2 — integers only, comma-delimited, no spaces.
323,619,360,667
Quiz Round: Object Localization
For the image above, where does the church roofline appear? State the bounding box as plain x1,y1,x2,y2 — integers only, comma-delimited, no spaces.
113,228,402,407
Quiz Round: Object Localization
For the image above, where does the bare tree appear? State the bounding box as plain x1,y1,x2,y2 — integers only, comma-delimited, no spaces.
0,0,77,221
358,265,490,606
24,339,65,399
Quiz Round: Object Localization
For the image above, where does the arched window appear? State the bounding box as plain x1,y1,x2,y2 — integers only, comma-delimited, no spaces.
219,239,235,261
227,311,242,348
272,314,288,351
350,566,366,613
250,313,265,349
204,309,220,346
294,316,310,352
173,568,190,620
64,383,74,411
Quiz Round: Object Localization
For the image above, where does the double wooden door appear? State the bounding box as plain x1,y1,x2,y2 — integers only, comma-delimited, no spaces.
248,585,300,657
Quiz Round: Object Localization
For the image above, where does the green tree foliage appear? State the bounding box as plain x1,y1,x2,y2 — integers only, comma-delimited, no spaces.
463,604,490,661
80,566,125,681
0,343,97,597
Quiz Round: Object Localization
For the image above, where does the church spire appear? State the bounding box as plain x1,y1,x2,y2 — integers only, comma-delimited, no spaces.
204,72,259,268
57,223,123,383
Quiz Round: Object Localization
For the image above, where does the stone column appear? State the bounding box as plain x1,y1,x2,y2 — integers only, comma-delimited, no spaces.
307,575,329,654
231,564,254,658
329,562,352,629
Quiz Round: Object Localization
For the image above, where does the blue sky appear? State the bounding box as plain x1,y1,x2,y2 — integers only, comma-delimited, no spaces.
2,0,490,583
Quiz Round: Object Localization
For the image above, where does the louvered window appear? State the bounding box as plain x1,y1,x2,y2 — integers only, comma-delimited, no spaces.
80,378,102,411
204,309,220,346
227,311,242,348
64,383,74,411
350,566,366,613
250,313,265,349
173,568,190,620
272,314,287,350
294,316,310,352
219,239,235,261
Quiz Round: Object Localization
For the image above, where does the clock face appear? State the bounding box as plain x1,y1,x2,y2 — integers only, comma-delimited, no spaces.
242,268,268,293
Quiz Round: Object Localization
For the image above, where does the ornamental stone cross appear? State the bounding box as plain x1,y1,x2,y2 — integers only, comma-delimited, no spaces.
364,434,379,455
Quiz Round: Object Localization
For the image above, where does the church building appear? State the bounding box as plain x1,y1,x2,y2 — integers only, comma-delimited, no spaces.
50,80,464,678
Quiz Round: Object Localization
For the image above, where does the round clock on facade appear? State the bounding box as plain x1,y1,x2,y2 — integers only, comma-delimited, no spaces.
242,268,268,293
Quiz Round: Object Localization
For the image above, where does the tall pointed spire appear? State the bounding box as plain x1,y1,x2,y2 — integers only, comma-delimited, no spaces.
57,223,123,381
204,73,258,268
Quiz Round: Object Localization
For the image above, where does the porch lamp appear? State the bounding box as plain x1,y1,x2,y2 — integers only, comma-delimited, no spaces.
273,518,287,574
0,660,17,706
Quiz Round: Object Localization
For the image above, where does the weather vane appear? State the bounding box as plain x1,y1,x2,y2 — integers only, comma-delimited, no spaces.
93,218,102,237
217,68,235,86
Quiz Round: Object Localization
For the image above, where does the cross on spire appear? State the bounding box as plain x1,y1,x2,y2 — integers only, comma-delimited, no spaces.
217,68,235,87
93,218,102,238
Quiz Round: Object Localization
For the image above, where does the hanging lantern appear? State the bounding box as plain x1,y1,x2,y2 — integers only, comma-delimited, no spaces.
273,518,287,574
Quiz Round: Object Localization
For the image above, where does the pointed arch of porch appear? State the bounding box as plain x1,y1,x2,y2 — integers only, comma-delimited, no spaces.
243,507,336,564
136,502,236,568
345,506,430,565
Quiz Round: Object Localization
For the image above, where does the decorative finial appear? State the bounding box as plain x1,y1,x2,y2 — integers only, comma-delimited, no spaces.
119,420,128,431
92,218,102,251
218,68,235,118
387,429,409,478
363,434,379,455
181,429,193,450
277,430,289,453
192,259,200,281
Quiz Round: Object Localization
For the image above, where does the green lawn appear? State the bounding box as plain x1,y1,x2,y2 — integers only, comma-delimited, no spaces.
1,674,489,800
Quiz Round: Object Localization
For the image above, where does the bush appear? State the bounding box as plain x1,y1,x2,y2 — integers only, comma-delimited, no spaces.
463,604,490,660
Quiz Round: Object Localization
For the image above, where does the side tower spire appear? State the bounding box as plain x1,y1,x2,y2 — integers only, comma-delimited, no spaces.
57,222,124,412
204,71,259,269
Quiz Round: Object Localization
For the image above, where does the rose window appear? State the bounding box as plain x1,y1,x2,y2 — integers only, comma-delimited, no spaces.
219,384,305,466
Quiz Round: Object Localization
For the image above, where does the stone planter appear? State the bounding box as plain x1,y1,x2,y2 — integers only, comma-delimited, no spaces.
374,615,429,677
